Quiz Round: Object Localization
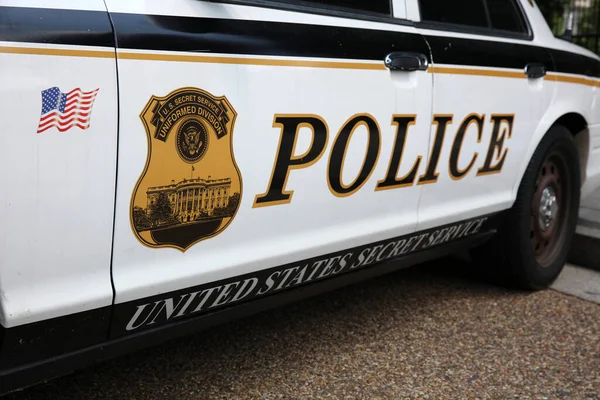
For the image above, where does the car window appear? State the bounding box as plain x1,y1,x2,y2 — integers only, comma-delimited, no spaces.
288,0,391,15
487,0,526,32
418,0,529,35
418,0,488,28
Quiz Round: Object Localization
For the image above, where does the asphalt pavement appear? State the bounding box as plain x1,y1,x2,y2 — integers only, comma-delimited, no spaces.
5,258,599,400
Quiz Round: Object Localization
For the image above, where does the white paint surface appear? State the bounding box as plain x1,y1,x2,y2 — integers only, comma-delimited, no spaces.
1,0,600,327
0,47,118,326
107,0,434,303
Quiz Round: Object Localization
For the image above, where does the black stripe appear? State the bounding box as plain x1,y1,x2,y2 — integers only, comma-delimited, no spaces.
0,212,503,379
0,212,505,380
2,6,599,79
0,307,110,369
108,213,503,338
425,34,600,78
1,221,500,395
550,49,600,78
425,34,553,72
109,12,600,78
109,12,429,62
0,6,114,48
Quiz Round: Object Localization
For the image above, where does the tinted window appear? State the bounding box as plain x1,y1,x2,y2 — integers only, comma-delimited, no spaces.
297,0,391,15
487,0,526,32
418,0,488,28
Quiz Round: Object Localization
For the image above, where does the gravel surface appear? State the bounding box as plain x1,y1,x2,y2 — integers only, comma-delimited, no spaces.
6,258,600,400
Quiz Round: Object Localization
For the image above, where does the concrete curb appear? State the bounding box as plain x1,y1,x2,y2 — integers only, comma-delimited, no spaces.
568,187,600,272
568,222,600,272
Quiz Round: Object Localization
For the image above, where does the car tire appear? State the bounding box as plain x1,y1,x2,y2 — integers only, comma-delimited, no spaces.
471,124,581,290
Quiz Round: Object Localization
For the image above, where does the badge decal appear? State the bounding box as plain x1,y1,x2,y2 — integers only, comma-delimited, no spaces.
37,87,99,133
131,87,242,251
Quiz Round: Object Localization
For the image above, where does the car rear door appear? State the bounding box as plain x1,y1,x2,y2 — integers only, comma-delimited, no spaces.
105,0,433,336
410,0,556,230
0,0,118,367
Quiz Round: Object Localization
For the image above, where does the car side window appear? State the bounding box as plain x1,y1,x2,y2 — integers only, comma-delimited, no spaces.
418,0,528,36
418,0,488,28
486,0,527,33
283,0,392,16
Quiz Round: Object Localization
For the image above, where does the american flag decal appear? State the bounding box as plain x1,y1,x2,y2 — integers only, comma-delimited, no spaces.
37,87,99,134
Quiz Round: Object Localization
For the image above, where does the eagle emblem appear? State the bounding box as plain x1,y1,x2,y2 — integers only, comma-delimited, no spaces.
177,119,208,163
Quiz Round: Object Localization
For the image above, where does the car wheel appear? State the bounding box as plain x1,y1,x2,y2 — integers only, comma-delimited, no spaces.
472,124,581,290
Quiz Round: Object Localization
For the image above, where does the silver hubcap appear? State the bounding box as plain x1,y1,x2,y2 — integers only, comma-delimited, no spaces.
538,186,558,231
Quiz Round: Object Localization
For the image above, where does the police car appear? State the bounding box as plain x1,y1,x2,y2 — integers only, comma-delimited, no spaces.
1,0,599,393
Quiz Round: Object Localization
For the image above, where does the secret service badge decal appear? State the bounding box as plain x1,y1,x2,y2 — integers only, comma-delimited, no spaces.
131,87,242,251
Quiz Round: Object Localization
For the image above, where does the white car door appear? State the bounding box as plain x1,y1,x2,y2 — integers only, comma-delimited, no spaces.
105,0,434,336
410,0,556,230
0,1,117,330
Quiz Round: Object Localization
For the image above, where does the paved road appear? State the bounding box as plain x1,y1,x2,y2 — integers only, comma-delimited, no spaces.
6,258,600,400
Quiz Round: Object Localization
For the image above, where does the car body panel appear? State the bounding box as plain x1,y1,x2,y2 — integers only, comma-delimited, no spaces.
105,1,434,306
0,3,118,328
1,0,600,394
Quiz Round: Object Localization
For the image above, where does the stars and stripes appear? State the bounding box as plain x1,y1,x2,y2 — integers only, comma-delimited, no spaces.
37,87,99,134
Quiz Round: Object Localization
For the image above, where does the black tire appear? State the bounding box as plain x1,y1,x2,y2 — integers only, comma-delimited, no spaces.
471,124,581,290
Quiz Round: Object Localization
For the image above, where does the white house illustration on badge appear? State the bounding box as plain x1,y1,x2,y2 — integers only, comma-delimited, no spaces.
146,176,232,223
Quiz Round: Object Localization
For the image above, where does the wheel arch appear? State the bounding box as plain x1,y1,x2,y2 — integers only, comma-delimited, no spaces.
551,112,589,187
513,109,590,202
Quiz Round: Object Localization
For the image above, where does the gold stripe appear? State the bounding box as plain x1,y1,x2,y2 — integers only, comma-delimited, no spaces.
0,45,384,70
2,45,600,86
429,65,600,88
545,73,600,87
427,66,525,79
117,51,386,70
0,46,114,58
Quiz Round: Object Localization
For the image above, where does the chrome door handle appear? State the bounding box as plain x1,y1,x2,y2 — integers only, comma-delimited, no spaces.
384,52,429,71
525,63,547,79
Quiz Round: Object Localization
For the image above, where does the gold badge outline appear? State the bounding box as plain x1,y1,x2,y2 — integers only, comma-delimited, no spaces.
129,86,243,252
